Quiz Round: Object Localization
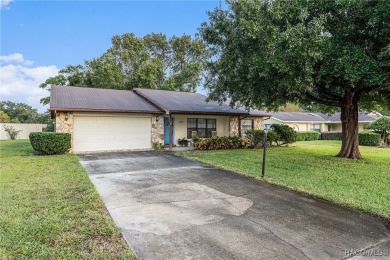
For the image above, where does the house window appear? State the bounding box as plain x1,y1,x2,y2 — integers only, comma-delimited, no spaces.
310,124,321,132
187,118,216,138
242,119,254,132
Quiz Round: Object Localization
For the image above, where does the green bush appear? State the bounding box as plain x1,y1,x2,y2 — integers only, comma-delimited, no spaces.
358,131,381,146
271,124,296,145
321,132,342,140
29,132,71,155
296,131,320,141
152,142,164,151
366,116,390,144
193,136,251,150
245,129,278,147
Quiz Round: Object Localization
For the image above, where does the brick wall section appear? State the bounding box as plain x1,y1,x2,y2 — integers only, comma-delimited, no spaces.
55,112,74,152
229,117,239,136
151,116,164,144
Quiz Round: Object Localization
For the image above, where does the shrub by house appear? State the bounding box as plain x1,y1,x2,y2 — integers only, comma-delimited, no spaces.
29,132,71,155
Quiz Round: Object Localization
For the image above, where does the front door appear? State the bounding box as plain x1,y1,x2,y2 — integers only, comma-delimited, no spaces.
164,117,175,145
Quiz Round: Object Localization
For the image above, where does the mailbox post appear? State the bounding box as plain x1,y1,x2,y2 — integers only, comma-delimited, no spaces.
262,125,270,178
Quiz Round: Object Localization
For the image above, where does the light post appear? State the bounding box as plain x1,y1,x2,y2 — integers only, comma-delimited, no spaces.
262,125,270,178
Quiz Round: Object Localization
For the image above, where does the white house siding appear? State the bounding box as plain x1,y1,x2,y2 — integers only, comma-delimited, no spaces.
1,123,45,140
329,123,369,132
264,118,329,132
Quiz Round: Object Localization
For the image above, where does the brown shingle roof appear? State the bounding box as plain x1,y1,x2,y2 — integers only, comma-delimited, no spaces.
133,88,249,116
50,85,163,113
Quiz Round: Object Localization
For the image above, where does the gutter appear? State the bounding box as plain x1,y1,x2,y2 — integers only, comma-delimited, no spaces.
49,107,164,114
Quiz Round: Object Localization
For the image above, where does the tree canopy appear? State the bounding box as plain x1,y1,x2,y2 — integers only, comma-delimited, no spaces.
0,101,50,124
40,33,209,105
200,0,390,159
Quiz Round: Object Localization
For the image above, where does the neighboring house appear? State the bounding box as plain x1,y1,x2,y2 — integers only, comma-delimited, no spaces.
322,112,379,132
1,123,46,140
255,111,379,132
50,85,269,153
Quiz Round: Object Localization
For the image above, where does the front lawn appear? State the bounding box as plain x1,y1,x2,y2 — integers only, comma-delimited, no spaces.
0,140,134,259
178,140,390,219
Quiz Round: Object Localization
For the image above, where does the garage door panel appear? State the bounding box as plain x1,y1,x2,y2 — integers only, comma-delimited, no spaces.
73,116,151,152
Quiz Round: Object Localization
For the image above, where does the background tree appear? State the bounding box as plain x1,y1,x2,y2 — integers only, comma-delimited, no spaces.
366,116,390,144
277,103,304,112
0,111,11,123
0,101,40,123
200,0,390,159
0,101,50,125
40,33,209,105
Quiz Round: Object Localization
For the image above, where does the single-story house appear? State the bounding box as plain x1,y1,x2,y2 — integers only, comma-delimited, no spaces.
254,111,379,132
50,85,269,153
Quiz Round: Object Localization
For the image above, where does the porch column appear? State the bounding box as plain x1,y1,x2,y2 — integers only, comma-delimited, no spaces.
169,113,173,151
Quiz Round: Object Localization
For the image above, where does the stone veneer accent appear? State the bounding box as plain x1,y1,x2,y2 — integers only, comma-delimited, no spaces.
233,116,265,137
55,112,74,152
253,117,264,130
55,112,74,134
151,115,164,144
229,117,240,136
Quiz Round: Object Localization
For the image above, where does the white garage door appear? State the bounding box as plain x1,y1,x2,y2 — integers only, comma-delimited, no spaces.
73,116,151,152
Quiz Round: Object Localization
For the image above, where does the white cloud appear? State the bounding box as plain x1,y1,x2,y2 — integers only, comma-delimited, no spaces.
0,61,59,112
0,53,34,66
0,0,14,10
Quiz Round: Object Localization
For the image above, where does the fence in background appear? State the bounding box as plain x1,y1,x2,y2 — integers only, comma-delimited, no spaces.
1,123,47,140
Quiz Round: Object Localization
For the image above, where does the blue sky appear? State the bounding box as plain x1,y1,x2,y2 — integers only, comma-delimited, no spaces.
1,0,221,111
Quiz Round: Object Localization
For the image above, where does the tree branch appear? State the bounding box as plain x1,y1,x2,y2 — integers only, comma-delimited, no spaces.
305,92,340,107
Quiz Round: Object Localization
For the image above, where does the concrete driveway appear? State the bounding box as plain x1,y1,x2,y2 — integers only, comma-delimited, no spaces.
78,151,390,260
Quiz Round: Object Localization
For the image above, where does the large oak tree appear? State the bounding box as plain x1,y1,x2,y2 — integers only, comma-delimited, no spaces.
200,0,390,159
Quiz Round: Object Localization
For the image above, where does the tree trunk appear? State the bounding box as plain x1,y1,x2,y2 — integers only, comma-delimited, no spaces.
337,92,362,159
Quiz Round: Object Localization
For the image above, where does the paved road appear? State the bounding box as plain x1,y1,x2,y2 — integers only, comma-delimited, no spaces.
78,151,390,260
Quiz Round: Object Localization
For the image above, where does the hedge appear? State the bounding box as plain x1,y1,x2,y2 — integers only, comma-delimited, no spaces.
245,129,278,147
296,131,320,141
271,124,297,144
321,132,342,140
358,131,381,146
29,132,71,155
192,136,251,150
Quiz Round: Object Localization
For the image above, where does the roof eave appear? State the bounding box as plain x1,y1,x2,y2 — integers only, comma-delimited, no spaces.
50,107,164,114
169,110,248,116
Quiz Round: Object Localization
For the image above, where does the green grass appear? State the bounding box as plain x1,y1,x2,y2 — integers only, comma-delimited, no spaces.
178,140,390,219
0,140,134,259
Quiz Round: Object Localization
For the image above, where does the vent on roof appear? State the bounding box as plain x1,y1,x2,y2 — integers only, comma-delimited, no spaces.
308,113,317,116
